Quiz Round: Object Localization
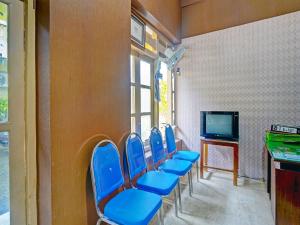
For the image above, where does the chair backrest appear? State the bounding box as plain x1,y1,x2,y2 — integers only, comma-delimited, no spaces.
125,133,147,180
90,140,124,214
165,124,177,154
150,127,166,165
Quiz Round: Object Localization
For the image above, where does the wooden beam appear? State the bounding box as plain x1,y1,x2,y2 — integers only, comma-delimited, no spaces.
181,0,203,7
182,0,300,38
132,0,180,44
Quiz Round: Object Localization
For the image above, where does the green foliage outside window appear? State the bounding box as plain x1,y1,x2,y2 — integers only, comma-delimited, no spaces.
0,2,8,22
0,98,8,121
159,80,168,116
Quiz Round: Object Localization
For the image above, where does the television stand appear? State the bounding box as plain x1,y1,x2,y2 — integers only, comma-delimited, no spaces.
200,138,239,186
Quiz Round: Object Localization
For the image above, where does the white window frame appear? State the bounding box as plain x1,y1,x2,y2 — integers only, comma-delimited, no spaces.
130,53,154,143
0,1,27,225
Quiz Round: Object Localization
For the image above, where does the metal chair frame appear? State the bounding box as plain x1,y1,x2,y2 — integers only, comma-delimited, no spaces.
90,139,163,225
150,127,193,213
165,123,201,192
125,133,180,220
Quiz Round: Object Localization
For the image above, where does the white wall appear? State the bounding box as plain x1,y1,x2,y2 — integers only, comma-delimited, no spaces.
177,12,300,178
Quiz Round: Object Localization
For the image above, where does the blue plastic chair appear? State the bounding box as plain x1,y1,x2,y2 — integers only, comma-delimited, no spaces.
149,127,193,212
125,133,180,219
90,139,163,225
165,124,200,191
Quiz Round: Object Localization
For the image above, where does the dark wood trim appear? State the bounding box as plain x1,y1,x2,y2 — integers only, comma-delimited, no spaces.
36,0,52,224
264,144,300,224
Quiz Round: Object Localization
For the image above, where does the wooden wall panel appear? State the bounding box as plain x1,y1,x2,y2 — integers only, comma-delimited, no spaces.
137,0,181,42
182,0,300,38
36,0,131,224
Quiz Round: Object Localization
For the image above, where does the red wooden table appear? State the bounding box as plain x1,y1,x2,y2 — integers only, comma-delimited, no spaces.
200,138,239,186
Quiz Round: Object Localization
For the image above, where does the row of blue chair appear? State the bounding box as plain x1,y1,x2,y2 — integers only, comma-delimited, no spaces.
90,125,200,225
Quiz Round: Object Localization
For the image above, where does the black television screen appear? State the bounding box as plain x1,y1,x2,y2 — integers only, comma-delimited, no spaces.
200,111,239,141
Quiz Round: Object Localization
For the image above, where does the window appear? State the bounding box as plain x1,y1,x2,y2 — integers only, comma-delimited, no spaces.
158,62,176,129
0,4,9,222
130,54,153,142
0,1,28,224
145,26,157,55
130,22,177,143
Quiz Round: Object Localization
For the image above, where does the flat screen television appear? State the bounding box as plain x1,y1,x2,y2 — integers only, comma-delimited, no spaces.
200,111,239,141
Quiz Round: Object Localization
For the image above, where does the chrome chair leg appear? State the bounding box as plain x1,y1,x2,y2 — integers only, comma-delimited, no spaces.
177,182,182,213
188,172,192,197
174,188,178,217
159,207,164,225
96,218,101,225
191,170,194,193
196,160,200,182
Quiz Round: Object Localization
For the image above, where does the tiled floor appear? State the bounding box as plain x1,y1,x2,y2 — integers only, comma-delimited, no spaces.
163,170,274,225
0,161,274,225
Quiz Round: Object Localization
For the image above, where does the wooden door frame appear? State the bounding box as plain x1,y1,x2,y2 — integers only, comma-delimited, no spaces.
0,1,37,225
24,0,37,225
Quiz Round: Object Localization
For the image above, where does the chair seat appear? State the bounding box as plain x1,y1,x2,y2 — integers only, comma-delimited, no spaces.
158,159,192,176
104,189,162,225
172,150,200,163
137,171,179,196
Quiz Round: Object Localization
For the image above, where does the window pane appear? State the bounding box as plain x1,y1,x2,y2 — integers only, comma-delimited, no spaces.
145,26,157,54
131,117,136,133
131,86,135,114
159,62,170,126
0,3,8,123
141,88,151,113
140,60,151,86
141,115,151,141
0,131,9,222
130,55,135,83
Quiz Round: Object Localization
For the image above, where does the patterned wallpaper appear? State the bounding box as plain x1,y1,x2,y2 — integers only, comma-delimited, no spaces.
177,12,300,179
